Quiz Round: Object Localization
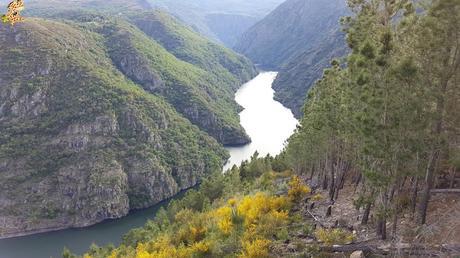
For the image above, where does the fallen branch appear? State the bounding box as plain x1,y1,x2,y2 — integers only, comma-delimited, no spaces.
430,189,460,194
306,209,326,228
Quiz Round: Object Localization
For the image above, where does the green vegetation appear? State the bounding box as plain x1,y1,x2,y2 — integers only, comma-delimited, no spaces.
286,0,459,239
99,17,252,144
75,155,309,258
129,10,256,88
22,0,151,17
31,9,256,144
0,17,230,234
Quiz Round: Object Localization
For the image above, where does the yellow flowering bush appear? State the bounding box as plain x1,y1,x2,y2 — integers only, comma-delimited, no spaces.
228,198,237,206
311,193,323,201
190,240,211,253
215,206,234,235
288,176,310,202
238,193,290,226
136,237,210,258
239,239,271,258
80,167,300,258
85,192,293,258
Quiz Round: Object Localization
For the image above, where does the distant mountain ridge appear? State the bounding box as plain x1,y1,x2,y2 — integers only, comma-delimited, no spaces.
147,0,286,47
235,0,349,117
22,0,152,14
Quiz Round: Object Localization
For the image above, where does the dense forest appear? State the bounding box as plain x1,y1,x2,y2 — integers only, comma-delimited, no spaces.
72,0,459,257
287,0,459,239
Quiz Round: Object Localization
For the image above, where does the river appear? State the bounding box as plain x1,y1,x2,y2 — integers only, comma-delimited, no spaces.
0,72,298,258
224,72,298,170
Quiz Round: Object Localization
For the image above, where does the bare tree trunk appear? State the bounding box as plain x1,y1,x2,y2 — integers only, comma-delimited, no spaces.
354,173,362,193
449,167,456,188
419,150,440,224
389,186,396,203
309,164,315,180
392,212,398,240
377,218,387,240
334,161,346,200
411,177,418,217
322,158,328,190
329,155,336,202
322,173,328,190
377,190,389,240
362,201,372,225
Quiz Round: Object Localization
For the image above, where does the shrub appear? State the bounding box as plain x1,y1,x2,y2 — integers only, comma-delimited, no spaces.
239,239,271,258
288,176,311,202
314,228,355,246
311,193,323,202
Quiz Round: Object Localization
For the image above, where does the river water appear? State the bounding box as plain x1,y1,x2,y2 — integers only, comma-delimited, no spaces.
0,72,298,258
224,72,298,170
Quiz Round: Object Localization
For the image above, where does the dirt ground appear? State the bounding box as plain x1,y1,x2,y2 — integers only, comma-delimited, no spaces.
400,194,460,246
273,182,460,257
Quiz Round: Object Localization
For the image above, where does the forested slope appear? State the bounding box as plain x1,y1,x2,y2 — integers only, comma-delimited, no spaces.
286,0,460,239
26,6,258,145
0,18,227,237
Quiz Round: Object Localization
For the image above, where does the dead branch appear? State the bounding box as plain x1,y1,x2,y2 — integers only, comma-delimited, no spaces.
306,209,326,228
430,188,460,194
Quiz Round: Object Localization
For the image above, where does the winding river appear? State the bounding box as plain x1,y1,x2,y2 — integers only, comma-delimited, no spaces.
224,72,298,170
0,72,298,258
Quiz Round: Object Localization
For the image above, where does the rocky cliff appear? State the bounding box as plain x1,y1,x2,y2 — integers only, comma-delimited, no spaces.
0,18,228,238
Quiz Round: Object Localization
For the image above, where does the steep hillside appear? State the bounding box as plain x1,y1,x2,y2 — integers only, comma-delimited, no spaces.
128,11,256,91
38,10,256,145
0,18,228,238
235,0,348,68
205,13,259,47
148,0,285,46
272,30,347,118
235,0,349,117
105,15,254,145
